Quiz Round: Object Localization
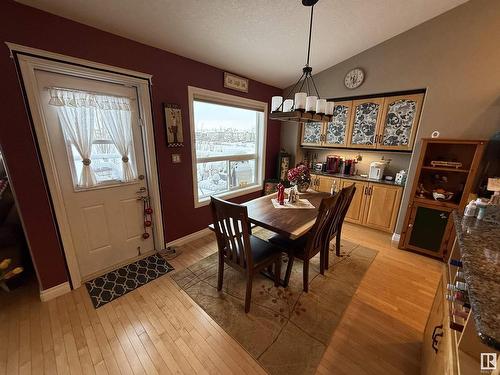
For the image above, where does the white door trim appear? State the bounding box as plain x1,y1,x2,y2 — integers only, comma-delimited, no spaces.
11,44,164,289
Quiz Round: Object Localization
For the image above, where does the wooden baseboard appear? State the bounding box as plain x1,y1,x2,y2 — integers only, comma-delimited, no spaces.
39,281,71,302
166,228,213,248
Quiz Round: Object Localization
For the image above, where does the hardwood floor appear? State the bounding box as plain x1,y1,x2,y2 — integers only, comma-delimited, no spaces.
0,223,442,374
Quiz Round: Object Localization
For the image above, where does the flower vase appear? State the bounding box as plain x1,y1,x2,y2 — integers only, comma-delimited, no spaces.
296,181,310,193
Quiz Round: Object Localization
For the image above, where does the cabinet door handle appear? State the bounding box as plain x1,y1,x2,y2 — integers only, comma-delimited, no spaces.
431,325,443,354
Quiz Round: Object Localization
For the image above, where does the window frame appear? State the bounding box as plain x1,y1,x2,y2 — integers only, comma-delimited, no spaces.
188,86,267,208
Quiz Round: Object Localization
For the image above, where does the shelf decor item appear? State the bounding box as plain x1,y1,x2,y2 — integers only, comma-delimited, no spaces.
430,160,463,169
277,149,291,182
487,177,500,205
287,163,311,193
268,0,334,123
164,103,184,147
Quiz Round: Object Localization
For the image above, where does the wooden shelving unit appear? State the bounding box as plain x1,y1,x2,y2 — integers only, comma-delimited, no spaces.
399,139,486,260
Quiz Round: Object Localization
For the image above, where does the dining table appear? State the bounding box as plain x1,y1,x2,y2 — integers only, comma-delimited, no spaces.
208,189,331,286
243,190,331,239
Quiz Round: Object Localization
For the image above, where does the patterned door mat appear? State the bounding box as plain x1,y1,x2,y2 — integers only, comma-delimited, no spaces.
85,253,174,308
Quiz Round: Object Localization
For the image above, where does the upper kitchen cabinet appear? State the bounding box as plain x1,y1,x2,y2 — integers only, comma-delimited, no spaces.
299,91,425,151
377,94,424,151
300,121,323,146
347,98,385,149
323,101,352,148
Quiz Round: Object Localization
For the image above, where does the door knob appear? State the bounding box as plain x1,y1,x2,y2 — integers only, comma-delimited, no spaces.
138,174,145,180
136,187,147,194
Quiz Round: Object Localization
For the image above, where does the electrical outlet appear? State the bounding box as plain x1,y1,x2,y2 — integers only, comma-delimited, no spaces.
171,154,181,164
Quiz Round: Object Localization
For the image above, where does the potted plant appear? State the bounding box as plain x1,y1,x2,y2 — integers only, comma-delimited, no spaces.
287,163,311,193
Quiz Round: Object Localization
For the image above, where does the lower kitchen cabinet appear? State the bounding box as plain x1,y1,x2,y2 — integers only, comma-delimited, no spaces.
312,175,341,193
421,275,456,375
363,184,403,232
311,174,403,233
340,179,368,225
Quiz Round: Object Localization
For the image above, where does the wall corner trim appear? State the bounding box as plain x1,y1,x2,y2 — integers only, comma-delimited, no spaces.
39,281,71,302
166,228,213,248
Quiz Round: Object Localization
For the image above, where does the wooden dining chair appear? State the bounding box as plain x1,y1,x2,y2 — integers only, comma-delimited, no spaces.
268,194,341,292
210,196,282,313
323,184,356,269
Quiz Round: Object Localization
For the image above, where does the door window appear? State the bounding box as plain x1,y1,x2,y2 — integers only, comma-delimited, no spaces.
49,88,138,189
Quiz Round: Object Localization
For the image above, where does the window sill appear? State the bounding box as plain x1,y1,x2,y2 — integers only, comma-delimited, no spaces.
194,184,262,208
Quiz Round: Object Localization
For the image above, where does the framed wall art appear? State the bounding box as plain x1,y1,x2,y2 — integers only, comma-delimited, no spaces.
224,72,249,93
164,103,184,147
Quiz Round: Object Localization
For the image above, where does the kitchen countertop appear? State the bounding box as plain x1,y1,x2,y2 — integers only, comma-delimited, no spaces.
452,210,500,350
310,171,405,187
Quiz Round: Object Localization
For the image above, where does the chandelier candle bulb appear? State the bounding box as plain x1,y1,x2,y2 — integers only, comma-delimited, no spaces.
294,92,307,111
283,99,294,112
271,96,283,112
316,99,327,114
306,96,317,112
325,101,335,115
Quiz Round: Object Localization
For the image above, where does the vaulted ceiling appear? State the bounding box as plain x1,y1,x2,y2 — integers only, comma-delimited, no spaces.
17,0,468,88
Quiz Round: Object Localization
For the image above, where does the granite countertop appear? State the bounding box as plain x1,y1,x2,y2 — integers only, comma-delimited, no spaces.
452,210,500,350
310,171,405,187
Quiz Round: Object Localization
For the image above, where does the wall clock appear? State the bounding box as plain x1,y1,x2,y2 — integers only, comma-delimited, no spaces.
344,68,365,89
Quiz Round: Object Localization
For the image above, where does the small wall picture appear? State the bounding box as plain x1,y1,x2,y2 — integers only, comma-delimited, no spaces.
224,72,249,93
164,103,183,147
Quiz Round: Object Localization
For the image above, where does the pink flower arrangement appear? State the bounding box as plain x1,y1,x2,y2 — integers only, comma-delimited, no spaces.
287,163,311,184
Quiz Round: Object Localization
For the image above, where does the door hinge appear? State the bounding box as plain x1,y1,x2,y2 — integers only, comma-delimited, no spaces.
138,118,145,127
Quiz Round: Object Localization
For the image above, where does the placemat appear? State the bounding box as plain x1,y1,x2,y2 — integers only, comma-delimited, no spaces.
271,198,315,209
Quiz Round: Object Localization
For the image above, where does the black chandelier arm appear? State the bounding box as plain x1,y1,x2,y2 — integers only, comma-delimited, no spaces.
277,71,306,110
298,74,307,94
309,74,321,99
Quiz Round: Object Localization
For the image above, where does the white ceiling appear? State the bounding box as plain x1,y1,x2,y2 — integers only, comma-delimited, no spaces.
17,0,468,88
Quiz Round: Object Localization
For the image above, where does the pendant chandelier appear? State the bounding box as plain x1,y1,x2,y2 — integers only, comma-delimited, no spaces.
270,0,333,123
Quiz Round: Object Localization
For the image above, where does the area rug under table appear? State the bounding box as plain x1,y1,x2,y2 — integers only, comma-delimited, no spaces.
172,239,378,375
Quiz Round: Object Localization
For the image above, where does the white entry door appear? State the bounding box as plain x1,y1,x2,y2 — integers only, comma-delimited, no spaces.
35,70,155,279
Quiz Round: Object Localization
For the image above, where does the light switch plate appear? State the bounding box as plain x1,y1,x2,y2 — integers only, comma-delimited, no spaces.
171,154,181,164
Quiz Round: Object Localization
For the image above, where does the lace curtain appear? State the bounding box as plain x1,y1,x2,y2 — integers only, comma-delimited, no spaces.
97,95,137,181
49,88,136,187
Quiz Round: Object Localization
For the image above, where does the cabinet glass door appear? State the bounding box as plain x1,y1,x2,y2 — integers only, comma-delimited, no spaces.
348,98,384,149
378,94,424,151
324,101,351,147
301,122,323,146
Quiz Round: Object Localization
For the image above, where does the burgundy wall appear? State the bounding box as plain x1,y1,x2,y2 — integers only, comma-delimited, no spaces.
0,0,282,289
